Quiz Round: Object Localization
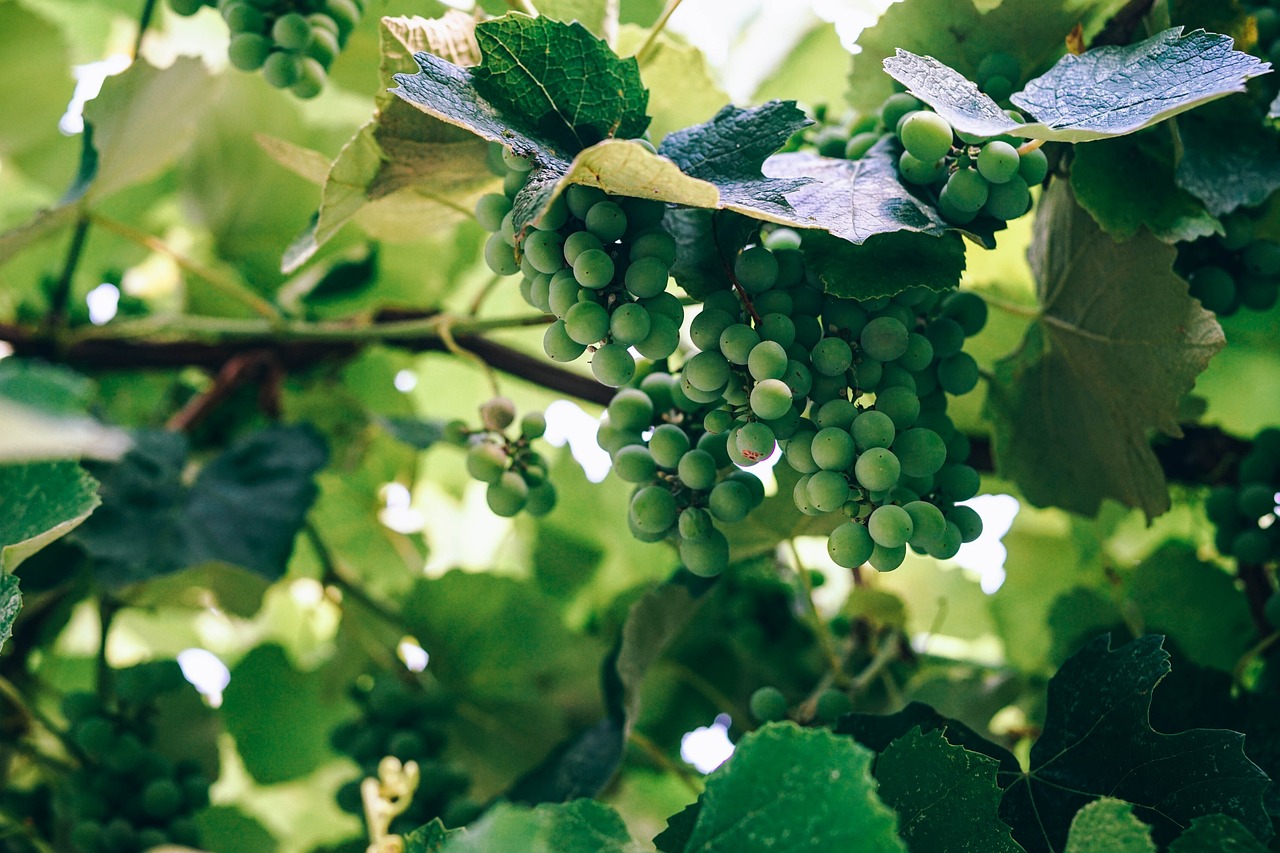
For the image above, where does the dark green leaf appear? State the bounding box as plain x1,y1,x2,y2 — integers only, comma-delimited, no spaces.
405,819,459,853
1063,799,1156,853
673,723,906,852
1070,133,1219,243
802,230,967,300
0,573,19,653
0,461,100,572
220,644,353,785
439,799,636,852
194,806,278,853
984,181,1224,520
1169,814,1270,852
1174,107,1280,216
506,717,625,805
654,802,700,852
665,207,757,300
0,359,92,415
74,427,327,585
609,578,709,725
837,701,1022,776
1000,635,1272,852
885,29,1269,142
875,727,1023,853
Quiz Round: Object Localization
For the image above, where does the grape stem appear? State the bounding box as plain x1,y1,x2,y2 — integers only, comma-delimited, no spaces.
306,524,405,633
132,0,158,59
787,539,851,687
95,595,122,705
711,212,764,325
1016,138,1045,156
46,215,91,337
439,316,502,396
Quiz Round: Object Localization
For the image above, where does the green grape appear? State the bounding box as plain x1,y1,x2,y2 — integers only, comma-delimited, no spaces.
607,388,654,432
860,316,909,362
680,528,730,577
810,337,853,377
814,689,853,723
547,271,581,318
224,3,264,32
942,291,987,336
976,141,1020,183
719,324,759,365
630,231,678,266
483,232,519,276
749,686,789,723
948,505,983,543
479,397,516,431
903,500,946,549
502,147,534,172
1237,483,1276,518
747,340,788,382
613,446,657,483
868,504,913,548
1220,212,1255,251
610,302,652,345
631,486,677,534
520,411,547,440
875,385,920,429
941,168,990,214
853,358,883,391
636,314,680,359
691,308,736,351
899,112,954,162
983,176,1031,220
869,542,906,572
523,229,566,275
728,470,766,505
784,359,813,398
708,479,753,522
937,190,977,225
898,151,946,185
261,50,301,88
880,93,922,129
703,408,734,434
937,353,979,395
750,379,793,420
563,231,603,265
307,27,340,67
325,0,361,36
852,410,895,451
272,13,312,50
504,167,527,197
815,399,857,431
573,248,615,289
642,291,685,325
811,427,855,471
893,428,947,477
977,52,1020,86
755,289,793,316
566,184,607,219
828,521,874,568
927,521,963,560
677,449,718,491
680,373,722,406
226,33,272,72
292,57,327,99
1190,266,1236,314
592,344,636,387
465,442,507,484
564,301,609,345
540,195,570,230
686,350,732,393
735,246,779,294
759,312,796,347
736,421,777,463
982,75,1014,102
807,470,850,512
650,424,691,468
543,320,587,362
896,333,934,373
142,779,183,820
845,131,881,160
474,193,512,233
168,0,206,16
679,506,714,540
1018,147,1049,185
936,463,980,502
585,201,627,242
624,256,669,298
1243,240,1280,276
855,447,900,492
784,430,819,474
700,431,733,467
74,717,115,757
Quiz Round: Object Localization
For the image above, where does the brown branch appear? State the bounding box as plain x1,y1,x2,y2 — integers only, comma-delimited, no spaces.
165,350,278,432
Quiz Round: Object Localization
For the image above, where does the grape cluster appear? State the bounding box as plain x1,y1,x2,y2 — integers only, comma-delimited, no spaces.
814,88,1046,229
597,376,767,577
330,674,478,833
446,396,557,518
477,145,680,388
748,685,851,725
58,662,211,853
1205,428,1280,564
1177,211,1280,316
166,0,362,99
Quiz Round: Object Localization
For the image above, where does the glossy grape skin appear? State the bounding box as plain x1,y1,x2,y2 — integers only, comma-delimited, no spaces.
899,112,954,162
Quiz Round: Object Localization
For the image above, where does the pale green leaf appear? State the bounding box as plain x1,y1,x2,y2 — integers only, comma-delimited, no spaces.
0,461,99,573
984,180,1224,519
1063,799,1156,853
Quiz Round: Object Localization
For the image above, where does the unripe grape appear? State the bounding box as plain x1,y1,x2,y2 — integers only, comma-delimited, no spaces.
749,686,788,723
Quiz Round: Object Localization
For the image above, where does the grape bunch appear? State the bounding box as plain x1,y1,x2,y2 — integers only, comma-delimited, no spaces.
330,674,478,833
446,396,557,518
597,376,767,577
477,144,681,388
604,227,986,575
1205,428,1280,565
57,662,211,853
748,685,850,726
166,0,362,99
814,87,1047,229
1177,210,1280,315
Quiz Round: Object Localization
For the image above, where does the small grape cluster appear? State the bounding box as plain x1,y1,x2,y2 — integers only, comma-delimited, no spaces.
598,378,767,577
1177,210,1280,316
58,662,211,853
166,0,362,98
749,685,851,726
477,144,681,388
1205,428,1280,564
446,397,557,518
330,674,478,833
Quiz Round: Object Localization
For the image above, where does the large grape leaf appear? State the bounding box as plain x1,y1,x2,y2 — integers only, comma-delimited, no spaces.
439,800,637,853
837,701,1022,775
280,11,495,271
1169,815,1270,852
1070,133,1220,244
846,0,1129,116
1173,106,1280,217
0,461,100,573
73,426,327,585
884,29,1269,142
984,180,1224,520
1063,799,1156,853
874,727,1023,853
801,230,968,300
999,635,1272,852
657,724,906,853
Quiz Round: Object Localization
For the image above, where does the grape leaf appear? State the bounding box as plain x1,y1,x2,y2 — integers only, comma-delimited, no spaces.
73,426,327,585
1169,815,1270,852
801,230,968,300
0,360,132,462
837,701,1022,775
884,29,1269,142
763,144,997,247
999,635,1272,852
438,800,637,853
875,727,1023,853
0,573,19,653
405,819,459,853
669,724,906,852
1070,133,1220,243
1173,106,1280,216
984,180,1224,520
0,1,74,163
0,461,100,573
1063,799,1156,853
281,12,495,271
